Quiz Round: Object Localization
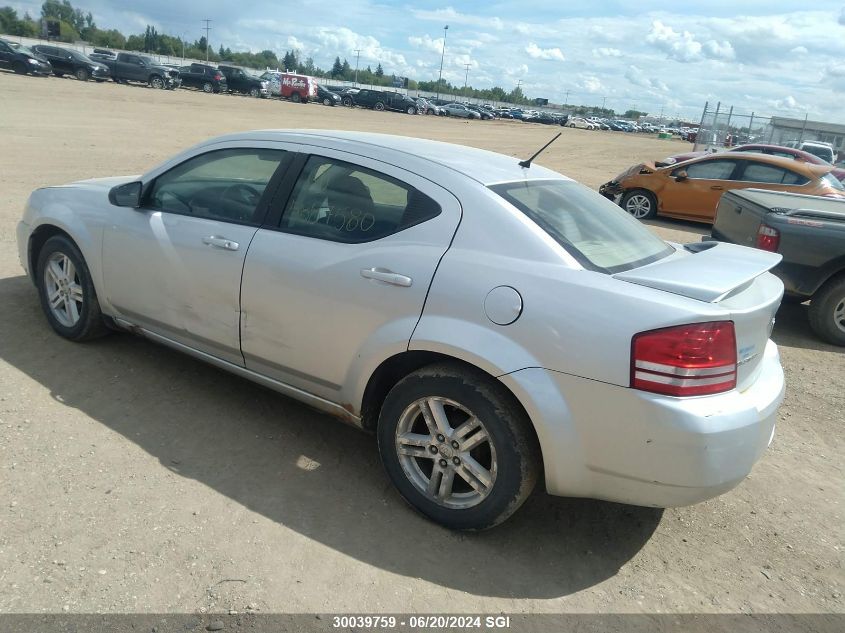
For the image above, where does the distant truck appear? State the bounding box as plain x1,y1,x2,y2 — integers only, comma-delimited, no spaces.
345,89,419,114
89,51,180,89
217,65,269,98
259,71,317,102
709,188,845,346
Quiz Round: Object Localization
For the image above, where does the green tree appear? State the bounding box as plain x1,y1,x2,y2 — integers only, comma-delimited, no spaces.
375,63,383,77
623,109,647,119
331,56,343,77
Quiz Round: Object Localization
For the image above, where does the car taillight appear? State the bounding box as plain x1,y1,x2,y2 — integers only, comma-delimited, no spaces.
755,224,780,252
631,321,737,397
215,72,223,80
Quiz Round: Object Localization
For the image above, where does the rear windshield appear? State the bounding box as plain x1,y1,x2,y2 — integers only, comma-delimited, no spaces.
490,179,674,273
802,145,834,163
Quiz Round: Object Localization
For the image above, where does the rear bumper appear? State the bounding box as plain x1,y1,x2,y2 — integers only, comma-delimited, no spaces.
500,339,785,507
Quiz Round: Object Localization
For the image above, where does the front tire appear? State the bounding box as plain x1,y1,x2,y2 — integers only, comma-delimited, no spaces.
75,68,89,81
290,92,301,103
249,86,260,98
322,97,332,106
36,235,110,342
149,75,164,89
377,364,540,530
808,275,845,346
621,189,658,220
407,106,417,115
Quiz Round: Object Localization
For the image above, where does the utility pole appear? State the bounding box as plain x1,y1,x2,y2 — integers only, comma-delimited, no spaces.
436,25,448,100
463,63,470,91
601,95,607,112
353,49,361,85
564,89,569,108
202,19,211,62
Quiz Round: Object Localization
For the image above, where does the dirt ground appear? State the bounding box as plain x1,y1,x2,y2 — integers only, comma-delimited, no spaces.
0,72,842,618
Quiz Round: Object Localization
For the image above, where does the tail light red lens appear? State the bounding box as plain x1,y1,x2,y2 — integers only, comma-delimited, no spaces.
755,224,780,252
631,321,737,397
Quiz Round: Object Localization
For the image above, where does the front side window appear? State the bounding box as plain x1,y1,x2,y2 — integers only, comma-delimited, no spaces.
147,148,287,223
491,180,673,274
280,156,441,243
679,159,738,180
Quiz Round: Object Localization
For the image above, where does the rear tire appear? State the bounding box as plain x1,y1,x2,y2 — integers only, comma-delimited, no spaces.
407,106,417,115
36,236,110,342
203,81,213,93
621,189,658,220
808,276,845,346
374,101,385,111
75,68,89,81
377,363,540,530
249,86,260,98
322,97,331,106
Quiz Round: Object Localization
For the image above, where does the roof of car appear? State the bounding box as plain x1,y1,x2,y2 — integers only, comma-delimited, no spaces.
203,130,566,185
673,151,833,176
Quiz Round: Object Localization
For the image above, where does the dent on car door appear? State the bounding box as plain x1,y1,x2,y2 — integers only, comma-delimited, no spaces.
240,151,462,405
102,146,293,365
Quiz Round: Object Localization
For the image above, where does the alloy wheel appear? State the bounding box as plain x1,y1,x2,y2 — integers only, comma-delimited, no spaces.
394,397,497,509
625,194,653,219
834,297,845,334
43,252,83,328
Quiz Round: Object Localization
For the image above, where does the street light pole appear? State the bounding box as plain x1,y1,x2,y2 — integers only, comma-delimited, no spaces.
463,63,470,92
436,25,448,100
354,48,361,85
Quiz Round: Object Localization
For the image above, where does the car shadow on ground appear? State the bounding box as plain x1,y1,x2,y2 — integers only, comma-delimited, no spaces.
772,301,842,353
0,274,661,599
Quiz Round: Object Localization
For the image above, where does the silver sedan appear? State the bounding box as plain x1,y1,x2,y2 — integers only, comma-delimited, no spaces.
17,131,785,529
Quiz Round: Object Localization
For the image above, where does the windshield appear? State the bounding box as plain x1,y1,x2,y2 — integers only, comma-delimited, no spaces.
69,49,94,63
802,145,834,163
490,179,674,273
12,43,36,55
139,55,153,65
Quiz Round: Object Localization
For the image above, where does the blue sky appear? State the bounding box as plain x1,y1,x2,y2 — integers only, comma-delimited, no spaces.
9,1,845,120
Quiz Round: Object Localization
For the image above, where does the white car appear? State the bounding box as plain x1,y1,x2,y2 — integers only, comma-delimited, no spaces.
16,131,785,529
568,117,596,130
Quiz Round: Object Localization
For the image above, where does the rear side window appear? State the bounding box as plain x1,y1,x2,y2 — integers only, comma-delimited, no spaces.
280,156,441,243
491,180,673,274
739,162,808,185
679,159,737,180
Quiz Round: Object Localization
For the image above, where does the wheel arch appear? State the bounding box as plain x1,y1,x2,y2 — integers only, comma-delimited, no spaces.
28,224,78,284
360,349,546,487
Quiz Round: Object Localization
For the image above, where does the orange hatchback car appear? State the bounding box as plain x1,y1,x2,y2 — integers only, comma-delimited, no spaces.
599,153,845,223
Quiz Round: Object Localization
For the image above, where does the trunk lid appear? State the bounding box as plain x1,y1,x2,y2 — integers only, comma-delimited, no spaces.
615,242,783,390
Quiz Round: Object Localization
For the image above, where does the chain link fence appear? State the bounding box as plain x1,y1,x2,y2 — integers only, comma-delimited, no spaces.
694,102,845,162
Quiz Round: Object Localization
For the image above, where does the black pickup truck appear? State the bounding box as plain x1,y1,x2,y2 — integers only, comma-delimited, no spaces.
346,89,419,114
709,188,845,345
89,51,180,89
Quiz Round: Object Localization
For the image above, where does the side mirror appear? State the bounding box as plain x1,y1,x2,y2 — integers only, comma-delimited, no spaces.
109,181,142,208
675,170,689,182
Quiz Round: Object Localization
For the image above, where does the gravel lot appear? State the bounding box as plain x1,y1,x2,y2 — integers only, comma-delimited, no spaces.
0,72,842,617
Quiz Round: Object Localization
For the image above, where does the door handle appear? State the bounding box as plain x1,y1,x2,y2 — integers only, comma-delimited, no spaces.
360,267,413,287
710,185,724,190
202,236,239,251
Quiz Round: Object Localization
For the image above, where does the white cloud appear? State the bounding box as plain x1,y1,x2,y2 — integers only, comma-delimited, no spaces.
408,34,444,54
703,39,735,60
790,46,808,55
593,47,622,58
624,65,669,92
286,36,305,51
768,95,800,111
312,26,407,68
525,43,565,61
579,75,604,93
646,20,703,62
410,7,504,31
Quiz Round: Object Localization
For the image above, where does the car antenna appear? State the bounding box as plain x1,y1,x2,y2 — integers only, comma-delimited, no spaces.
519,132,562,168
